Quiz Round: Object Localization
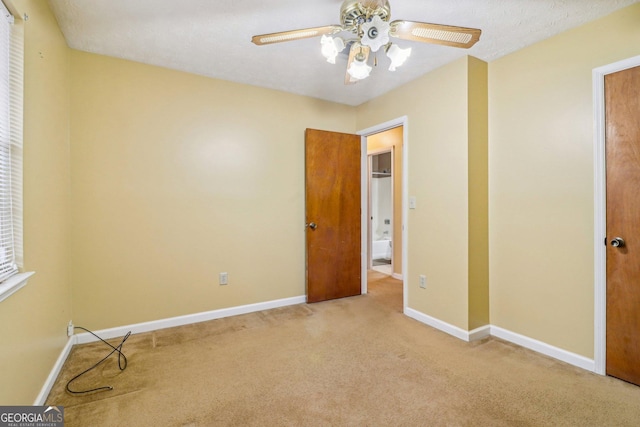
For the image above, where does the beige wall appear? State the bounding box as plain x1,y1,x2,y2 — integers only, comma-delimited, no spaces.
357,57,488,330
367,126,403,277
489,4,640,357
467,57,489,330
0,0,72,404
69,51,356,329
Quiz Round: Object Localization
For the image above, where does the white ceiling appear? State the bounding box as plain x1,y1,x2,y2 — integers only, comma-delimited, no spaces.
48,0,638,106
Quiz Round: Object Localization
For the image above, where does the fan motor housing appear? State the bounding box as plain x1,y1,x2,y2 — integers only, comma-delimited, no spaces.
340,0,391,31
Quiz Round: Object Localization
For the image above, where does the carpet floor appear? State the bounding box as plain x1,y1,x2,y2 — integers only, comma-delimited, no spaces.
46,272,640,426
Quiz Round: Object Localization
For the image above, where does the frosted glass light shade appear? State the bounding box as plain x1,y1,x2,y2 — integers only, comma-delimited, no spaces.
360,15,390,52
387,44,412,71
320,35,345,64
347,59,372,80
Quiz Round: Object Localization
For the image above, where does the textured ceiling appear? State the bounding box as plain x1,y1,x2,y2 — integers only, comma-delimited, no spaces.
48,0,638,106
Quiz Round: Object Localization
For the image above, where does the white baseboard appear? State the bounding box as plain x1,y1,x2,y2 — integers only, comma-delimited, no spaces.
469,324,492,341
392,273,403,281
405,306,595,372
75,295,306,344
40,296,596,404
404,307,484,342
490,325,595,372
38,295,306,403
34,336,75,405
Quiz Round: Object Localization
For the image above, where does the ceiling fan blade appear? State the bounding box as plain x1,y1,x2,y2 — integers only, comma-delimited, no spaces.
251,25,342,46
345,43,371,85
390,20,481,49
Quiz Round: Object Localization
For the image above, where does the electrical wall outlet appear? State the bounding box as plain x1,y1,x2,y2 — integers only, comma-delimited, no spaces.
67,320,74,337
419,275,426,289
219,272,228,285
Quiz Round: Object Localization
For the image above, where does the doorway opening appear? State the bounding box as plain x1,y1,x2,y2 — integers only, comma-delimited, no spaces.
359,120,407,311
369,149,393,275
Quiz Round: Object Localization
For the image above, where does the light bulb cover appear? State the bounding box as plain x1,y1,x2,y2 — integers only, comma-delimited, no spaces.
347,58,372,80
320,35,345,64
360,15,390,52
387,44,412,71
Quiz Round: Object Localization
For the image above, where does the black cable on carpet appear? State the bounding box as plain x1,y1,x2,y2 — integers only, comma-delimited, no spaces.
66,326,131,395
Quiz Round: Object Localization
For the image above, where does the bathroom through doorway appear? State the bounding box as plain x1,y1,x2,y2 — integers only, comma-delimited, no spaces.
370,150,393,275
366,126,403,281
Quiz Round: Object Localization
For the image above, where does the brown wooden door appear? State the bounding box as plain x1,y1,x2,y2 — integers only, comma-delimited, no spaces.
605,65,640,385
305,128,361,303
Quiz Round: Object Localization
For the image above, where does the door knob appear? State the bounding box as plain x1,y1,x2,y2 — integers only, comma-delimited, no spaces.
611,237,625,248
307,222,318,230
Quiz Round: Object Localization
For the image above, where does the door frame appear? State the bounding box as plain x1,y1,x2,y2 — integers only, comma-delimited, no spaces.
593,54,640,375
358,116,408,311
368,147,394,272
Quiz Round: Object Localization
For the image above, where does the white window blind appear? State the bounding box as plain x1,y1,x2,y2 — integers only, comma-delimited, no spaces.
0,1,22,284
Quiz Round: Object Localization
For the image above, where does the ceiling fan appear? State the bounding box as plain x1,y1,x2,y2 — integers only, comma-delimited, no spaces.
251,0,481,84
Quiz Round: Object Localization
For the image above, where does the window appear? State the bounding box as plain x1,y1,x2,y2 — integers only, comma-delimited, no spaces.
0,1,31,302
